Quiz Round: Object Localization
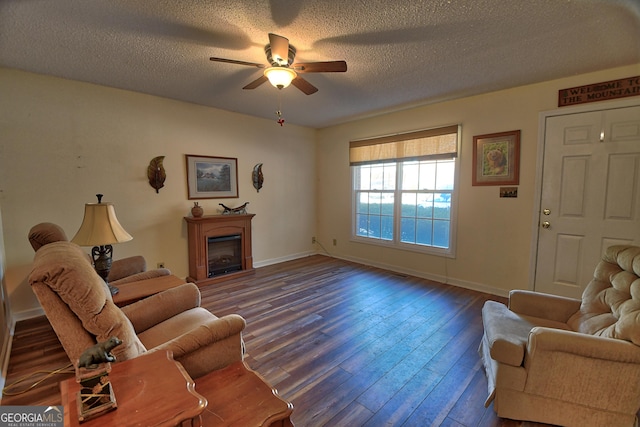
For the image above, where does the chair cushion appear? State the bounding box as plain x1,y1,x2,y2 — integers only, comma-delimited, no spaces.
29,241,146,361
568,246,640,345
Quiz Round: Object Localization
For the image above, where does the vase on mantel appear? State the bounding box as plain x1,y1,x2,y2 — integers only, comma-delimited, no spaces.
191,202,204,218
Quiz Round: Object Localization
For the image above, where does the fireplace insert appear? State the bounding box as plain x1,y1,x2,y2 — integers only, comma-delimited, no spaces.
207,234,242,277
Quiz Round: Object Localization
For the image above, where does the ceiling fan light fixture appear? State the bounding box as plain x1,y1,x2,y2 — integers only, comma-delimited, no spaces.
264,67,297,89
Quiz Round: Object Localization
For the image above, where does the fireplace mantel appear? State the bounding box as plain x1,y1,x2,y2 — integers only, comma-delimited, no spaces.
184,214,255,286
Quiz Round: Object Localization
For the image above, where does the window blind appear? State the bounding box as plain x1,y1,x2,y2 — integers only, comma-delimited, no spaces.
349,125,459,166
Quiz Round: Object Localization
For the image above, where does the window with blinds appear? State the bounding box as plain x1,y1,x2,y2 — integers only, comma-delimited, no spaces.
351,125,460,256
349,125,458,165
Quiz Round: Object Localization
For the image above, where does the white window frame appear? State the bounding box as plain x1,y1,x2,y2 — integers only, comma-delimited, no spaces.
350,125,460,258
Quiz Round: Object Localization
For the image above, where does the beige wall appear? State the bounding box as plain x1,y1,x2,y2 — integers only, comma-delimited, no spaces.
0,68,317,318
2,64,639,319
316,64,640,296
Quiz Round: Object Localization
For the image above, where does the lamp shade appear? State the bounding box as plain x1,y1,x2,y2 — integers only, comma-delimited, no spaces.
71,202,133,246
264,67,297,89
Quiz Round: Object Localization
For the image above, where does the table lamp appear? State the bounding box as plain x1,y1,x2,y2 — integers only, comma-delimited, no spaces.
71,194,133,295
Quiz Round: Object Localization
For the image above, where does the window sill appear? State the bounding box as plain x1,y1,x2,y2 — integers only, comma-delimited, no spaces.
350,235,455,258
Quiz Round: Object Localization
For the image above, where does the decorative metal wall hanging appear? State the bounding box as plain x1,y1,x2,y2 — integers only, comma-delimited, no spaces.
147,156,166,193
252,163,264,192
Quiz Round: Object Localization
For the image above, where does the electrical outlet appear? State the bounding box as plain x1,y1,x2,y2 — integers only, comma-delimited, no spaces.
333,239,337,246
312,236,316,244
157,262,165,269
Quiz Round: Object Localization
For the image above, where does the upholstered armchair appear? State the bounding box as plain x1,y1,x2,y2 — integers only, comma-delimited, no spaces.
479,245,640,426
29,240,246,379
28,222,170,285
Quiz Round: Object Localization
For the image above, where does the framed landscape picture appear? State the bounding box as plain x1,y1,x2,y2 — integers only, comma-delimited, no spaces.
185,155,238,199
472,130,521,186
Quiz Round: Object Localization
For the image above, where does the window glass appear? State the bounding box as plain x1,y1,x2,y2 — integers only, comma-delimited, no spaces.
353,158,456,254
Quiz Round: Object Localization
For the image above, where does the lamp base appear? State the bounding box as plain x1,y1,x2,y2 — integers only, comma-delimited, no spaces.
92,245,119,296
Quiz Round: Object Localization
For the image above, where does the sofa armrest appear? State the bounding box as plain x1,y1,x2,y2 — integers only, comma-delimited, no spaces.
109,256,147,281
111,268,171,286
121,283,201,333
149,314,247,378
509,290,581,323
527,326,640,363
152,314,246,357
524,327,640,413
482,300,534,366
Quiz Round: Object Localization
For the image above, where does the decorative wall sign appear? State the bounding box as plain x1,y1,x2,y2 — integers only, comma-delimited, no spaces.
186,155,238,199
558,76,640,107
472,130,521,186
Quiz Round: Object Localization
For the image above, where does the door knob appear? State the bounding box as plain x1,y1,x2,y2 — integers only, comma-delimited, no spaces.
541,221,550,229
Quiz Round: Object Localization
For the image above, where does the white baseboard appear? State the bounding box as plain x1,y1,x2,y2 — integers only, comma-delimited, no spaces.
11,307,45,323
2,307,43,398
328,253,509,298
0,317,16,401
253,250,317,268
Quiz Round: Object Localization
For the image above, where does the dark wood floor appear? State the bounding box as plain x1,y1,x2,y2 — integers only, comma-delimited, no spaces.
3,255,552,426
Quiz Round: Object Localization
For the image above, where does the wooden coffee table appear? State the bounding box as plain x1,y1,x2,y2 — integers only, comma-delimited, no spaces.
196,361,294,426
60,351,207,427
112,274,186,306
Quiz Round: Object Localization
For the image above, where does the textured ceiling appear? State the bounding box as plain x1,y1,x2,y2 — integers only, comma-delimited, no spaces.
1,0,639,128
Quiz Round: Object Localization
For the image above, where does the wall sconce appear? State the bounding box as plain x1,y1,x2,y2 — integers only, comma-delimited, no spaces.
71,194,133,295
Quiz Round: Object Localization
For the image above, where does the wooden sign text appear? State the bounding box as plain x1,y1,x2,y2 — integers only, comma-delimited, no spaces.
558,76,640,107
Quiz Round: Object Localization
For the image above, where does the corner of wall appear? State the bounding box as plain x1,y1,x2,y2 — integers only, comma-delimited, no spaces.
0,204,15,399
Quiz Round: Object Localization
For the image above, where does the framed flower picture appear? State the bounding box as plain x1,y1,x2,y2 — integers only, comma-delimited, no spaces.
472,130,521,186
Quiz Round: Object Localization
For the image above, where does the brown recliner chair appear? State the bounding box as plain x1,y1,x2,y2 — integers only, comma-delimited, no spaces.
29,240,246,379
479,245,640,427
28,222,170,285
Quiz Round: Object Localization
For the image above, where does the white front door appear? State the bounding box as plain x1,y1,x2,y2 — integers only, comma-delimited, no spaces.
534,103,640,298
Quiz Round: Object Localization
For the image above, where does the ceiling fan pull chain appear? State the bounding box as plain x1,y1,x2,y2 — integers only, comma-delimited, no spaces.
276,92,285,126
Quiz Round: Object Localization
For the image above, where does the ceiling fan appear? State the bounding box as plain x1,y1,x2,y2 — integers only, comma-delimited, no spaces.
210,33,347,95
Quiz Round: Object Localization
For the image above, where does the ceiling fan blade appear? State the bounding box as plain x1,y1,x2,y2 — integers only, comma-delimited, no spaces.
210,57,265,68
293,61,347,73
291,76,318,95
243,75,268,90
268,33,290,65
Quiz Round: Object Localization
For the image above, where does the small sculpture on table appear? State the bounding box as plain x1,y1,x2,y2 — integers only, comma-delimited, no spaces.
76,336,122,423
219,202,249,215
